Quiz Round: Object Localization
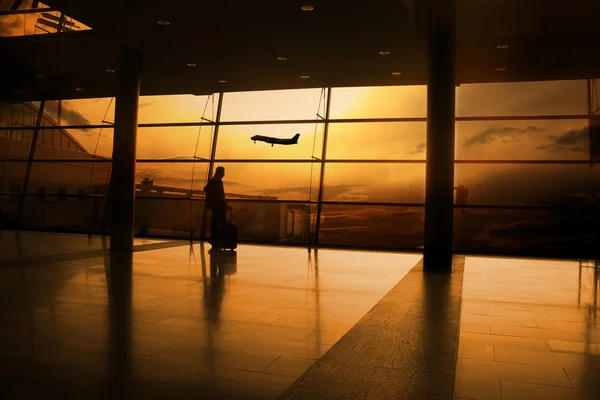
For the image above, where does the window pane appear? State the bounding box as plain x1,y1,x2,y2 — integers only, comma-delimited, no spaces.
213,162,320,201
0,194,19,227
27,161,111,194
319,205,424,249
215,123,324,160
135,162,209,194
456,120,589,160
20,196,106,234
43,98,115,126
229,201,313,244
0,0,49,11
138,94,219,124
0,131,32,158
323,163,425,203
221,88,327,122
456,80,588,117
137,126,213,160
0,102,39,128
0,161,27,193
330,85,427,119
327,122,426,160
0,11,91,37
33,127,113,159
454,164,600,206
454,208,598,257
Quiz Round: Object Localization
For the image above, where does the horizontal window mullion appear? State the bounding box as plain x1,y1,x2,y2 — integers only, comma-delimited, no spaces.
455,115,589,121
321,201,424,207
455,160,590,164
0,158,111,162
453,204,587,211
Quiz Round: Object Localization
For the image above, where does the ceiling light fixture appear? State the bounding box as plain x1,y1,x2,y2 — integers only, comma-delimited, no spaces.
34,73,43,78
106,68,115,73
277,56,288,61
496,67,506,71
158,20,170,26
15,91,22,95
300,75,310,79
301,5,314,11
187,63,197,67
218,80,227,84
391,71,402,76
379,51,390,55
497,44,509,49
75,87,84,91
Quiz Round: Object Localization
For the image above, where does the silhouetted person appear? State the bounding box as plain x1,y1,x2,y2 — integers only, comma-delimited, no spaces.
204,166,231,246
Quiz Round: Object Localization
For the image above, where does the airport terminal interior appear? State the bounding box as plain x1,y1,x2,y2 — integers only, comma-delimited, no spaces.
1,0,600,399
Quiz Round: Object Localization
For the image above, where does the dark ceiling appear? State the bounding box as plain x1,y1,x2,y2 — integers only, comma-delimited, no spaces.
1,0,599,101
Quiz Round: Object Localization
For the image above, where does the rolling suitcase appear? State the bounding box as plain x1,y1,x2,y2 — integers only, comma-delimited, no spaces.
215,209,238,250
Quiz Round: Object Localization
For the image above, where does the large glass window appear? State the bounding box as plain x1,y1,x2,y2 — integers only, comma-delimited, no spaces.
212,162,320,202
138,94,219,124
327,122,426,160
221,89,327,122
323,163,425,203
215,123,324,160
454,163,599,207
456,120,589,160
0,6,91,38
319,205,424,249
137,126,212,160
454,208,598,256
330,86,427,119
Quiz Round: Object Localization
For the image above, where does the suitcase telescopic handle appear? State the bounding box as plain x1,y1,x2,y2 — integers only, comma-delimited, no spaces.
227,207,232,224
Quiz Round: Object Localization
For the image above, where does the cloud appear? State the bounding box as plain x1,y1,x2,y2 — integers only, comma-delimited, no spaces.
44,102,92,127
410,142,425,154
536,127,588,153
0,15,21,36
464,125,543,147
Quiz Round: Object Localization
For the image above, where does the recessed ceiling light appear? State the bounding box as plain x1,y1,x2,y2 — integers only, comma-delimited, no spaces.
75,87,84,91
158,20,170,26
496,67,506,71
379,51,390,55
497,44,509,49
277,56,287,61
106,68,115,73
34,73,43,78
187,63,197,67
391,71,402,76
300,75,310,79
301,5,314,11
14,91,22,95
218,80,227,84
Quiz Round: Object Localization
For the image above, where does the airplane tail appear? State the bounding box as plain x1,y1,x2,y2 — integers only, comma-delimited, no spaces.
292,133,300,143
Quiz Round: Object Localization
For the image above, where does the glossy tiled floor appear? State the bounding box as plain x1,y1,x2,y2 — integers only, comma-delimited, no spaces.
455,257,600,400
0,234,419,399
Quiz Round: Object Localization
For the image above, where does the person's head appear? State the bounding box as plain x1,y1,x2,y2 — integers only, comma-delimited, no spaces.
215,166,225,179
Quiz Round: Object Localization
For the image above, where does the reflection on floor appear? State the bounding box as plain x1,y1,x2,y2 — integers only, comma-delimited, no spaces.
0,234,418,399
0,230,166,261
455,257,600,400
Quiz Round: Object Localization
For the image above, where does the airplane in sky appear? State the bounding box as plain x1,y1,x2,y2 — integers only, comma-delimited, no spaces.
251,133,300,146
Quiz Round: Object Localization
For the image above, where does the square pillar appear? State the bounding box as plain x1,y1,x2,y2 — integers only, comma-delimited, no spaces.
423,0,456,272
110,46,142,252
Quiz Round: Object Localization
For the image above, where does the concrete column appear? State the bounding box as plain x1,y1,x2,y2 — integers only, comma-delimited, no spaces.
423,0,456,271
110,46,142,252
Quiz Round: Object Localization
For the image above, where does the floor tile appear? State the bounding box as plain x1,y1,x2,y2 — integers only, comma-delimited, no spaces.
501,380,594,400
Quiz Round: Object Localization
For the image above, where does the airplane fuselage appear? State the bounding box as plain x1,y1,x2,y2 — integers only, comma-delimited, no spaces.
251,133,300,146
